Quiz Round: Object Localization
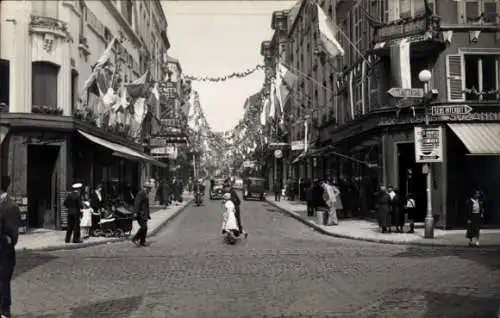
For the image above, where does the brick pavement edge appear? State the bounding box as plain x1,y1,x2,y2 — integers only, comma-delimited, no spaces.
264,198,500,248
17,199,193,252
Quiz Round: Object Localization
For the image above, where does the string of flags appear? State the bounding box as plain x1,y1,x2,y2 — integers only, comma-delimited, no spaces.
184,65,264,82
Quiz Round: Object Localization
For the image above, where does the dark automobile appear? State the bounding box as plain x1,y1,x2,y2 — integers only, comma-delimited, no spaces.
243,177,266,201
209,178,225,200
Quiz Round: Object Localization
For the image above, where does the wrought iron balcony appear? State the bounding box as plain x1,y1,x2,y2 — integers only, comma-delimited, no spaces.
29,15,72,41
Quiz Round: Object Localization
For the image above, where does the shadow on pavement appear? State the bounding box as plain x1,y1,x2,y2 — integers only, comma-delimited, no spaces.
365,289,499,318
70,295,143,318
393,246,500,270
14,252,59,278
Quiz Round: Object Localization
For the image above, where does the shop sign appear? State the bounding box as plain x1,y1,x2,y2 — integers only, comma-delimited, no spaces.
376,18,427,42
414,126,443,163
243,160,255,168
151,146,177,159
379,112,500,126
291,140,305,151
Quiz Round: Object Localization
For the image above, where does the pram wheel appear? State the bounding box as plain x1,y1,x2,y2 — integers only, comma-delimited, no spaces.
92,229,103,237
104,230,114,238
114,228,124,237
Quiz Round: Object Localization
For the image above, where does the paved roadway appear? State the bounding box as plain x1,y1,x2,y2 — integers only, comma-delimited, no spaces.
12,195,500,318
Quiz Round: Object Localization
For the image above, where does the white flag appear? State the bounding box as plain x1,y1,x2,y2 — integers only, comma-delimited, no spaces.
317,5,344,57
81,37,117,94
275,63,297,110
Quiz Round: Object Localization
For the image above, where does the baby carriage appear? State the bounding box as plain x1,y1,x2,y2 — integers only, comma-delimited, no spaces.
221,193,240,244
93,199,134,238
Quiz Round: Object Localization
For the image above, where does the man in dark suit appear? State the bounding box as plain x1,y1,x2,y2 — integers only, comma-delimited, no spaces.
63,183,84,243
0,176,20,318
132,181,152,247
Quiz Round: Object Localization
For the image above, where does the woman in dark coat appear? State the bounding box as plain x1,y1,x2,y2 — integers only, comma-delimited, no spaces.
305,181,314,216
466,190,484,247
376,186,391,233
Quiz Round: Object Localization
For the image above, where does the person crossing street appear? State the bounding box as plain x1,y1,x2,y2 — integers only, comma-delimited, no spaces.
132,181,152,247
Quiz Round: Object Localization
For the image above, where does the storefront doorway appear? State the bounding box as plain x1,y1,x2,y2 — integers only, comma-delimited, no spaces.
397,143,426,222
27,145,59,228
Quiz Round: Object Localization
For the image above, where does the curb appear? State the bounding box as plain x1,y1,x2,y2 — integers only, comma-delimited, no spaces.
264,199,500,248
17,199,193,252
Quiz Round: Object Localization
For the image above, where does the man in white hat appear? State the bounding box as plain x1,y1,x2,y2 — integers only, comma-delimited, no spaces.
132,180,152,247
63,182,84,244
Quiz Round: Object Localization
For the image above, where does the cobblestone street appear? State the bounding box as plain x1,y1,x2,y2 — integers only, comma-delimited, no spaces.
12,198,500,317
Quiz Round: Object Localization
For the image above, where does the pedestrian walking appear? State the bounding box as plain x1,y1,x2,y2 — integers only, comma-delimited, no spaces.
132,181,152,247
224,179,247,238
64,183,84,243
376,185,391,233
273,180,281,202
321,180,339,226
466,190,484,247
405,194,416,233
0,176,20,318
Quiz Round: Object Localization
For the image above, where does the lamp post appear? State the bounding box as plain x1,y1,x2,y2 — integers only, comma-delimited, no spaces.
419,69,434,239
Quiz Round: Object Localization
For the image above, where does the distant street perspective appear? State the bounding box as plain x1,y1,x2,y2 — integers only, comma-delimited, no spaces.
12,194,500,317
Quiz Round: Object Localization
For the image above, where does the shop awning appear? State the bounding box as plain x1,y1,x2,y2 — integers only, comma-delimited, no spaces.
448,123,500,155
77,130,167,168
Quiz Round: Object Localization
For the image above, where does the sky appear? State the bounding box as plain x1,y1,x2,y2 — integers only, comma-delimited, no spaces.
162,0,295,132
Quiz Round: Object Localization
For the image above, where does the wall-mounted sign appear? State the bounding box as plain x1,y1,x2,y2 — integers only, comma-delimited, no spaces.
379,111,500,126
414,126,443,163
376,18,427,42
431,105,473,117
291,140,305,151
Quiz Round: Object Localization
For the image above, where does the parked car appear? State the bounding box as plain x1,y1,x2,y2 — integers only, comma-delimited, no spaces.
209,178,226,200
243,177,266,201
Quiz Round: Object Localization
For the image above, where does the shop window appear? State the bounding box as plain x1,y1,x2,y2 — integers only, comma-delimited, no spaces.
0,60,9,107
32,62,59,109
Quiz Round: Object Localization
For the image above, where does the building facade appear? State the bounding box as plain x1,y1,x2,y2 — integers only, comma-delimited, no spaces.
0,0,171,230
261,0,500,228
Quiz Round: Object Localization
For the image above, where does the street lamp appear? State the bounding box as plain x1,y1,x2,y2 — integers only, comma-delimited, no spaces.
419,69,434,239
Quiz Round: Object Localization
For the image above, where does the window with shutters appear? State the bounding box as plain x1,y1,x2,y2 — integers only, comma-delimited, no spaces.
464,54,499,101
446,55,465,102
32,0,59,18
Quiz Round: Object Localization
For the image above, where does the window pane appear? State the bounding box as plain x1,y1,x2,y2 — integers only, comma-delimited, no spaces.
465,1,480,20
400,0,411,18
32,62,59,108
482,55,497,100
413,0,426,16
464,55,479,100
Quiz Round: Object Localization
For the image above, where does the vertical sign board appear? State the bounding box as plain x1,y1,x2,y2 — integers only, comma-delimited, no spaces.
414,126,443,163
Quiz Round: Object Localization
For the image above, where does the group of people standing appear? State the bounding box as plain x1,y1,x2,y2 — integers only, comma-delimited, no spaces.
375,185,416,234
155,178,184,207
303,178,343,226
63,183,106,244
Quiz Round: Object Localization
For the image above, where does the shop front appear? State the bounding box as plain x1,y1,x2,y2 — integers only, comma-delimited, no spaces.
0,114,165,230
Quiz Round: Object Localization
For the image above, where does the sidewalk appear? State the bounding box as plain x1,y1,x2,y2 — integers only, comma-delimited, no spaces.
266,196,500,247
16,193,193,252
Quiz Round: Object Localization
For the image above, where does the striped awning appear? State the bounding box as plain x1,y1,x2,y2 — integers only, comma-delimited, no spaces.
448,123,500,155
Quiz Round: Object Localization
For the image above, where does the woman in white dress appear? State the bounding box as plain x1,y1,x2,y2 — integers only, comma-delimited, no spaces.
221,192,240,238
80,198,94,240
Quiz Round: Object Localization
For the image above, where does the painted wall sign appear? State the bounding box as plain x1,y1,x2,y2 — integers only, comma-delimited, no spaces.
379,112,500,126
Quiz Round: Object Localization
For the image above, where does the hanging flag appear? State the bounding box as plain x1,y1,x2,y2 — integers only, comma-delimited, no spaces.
81,37,117,96
268,83,276,119
317,5,344,57
125,71,150,99
275,63,297,114
348,71,354,119
260,97,269,126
